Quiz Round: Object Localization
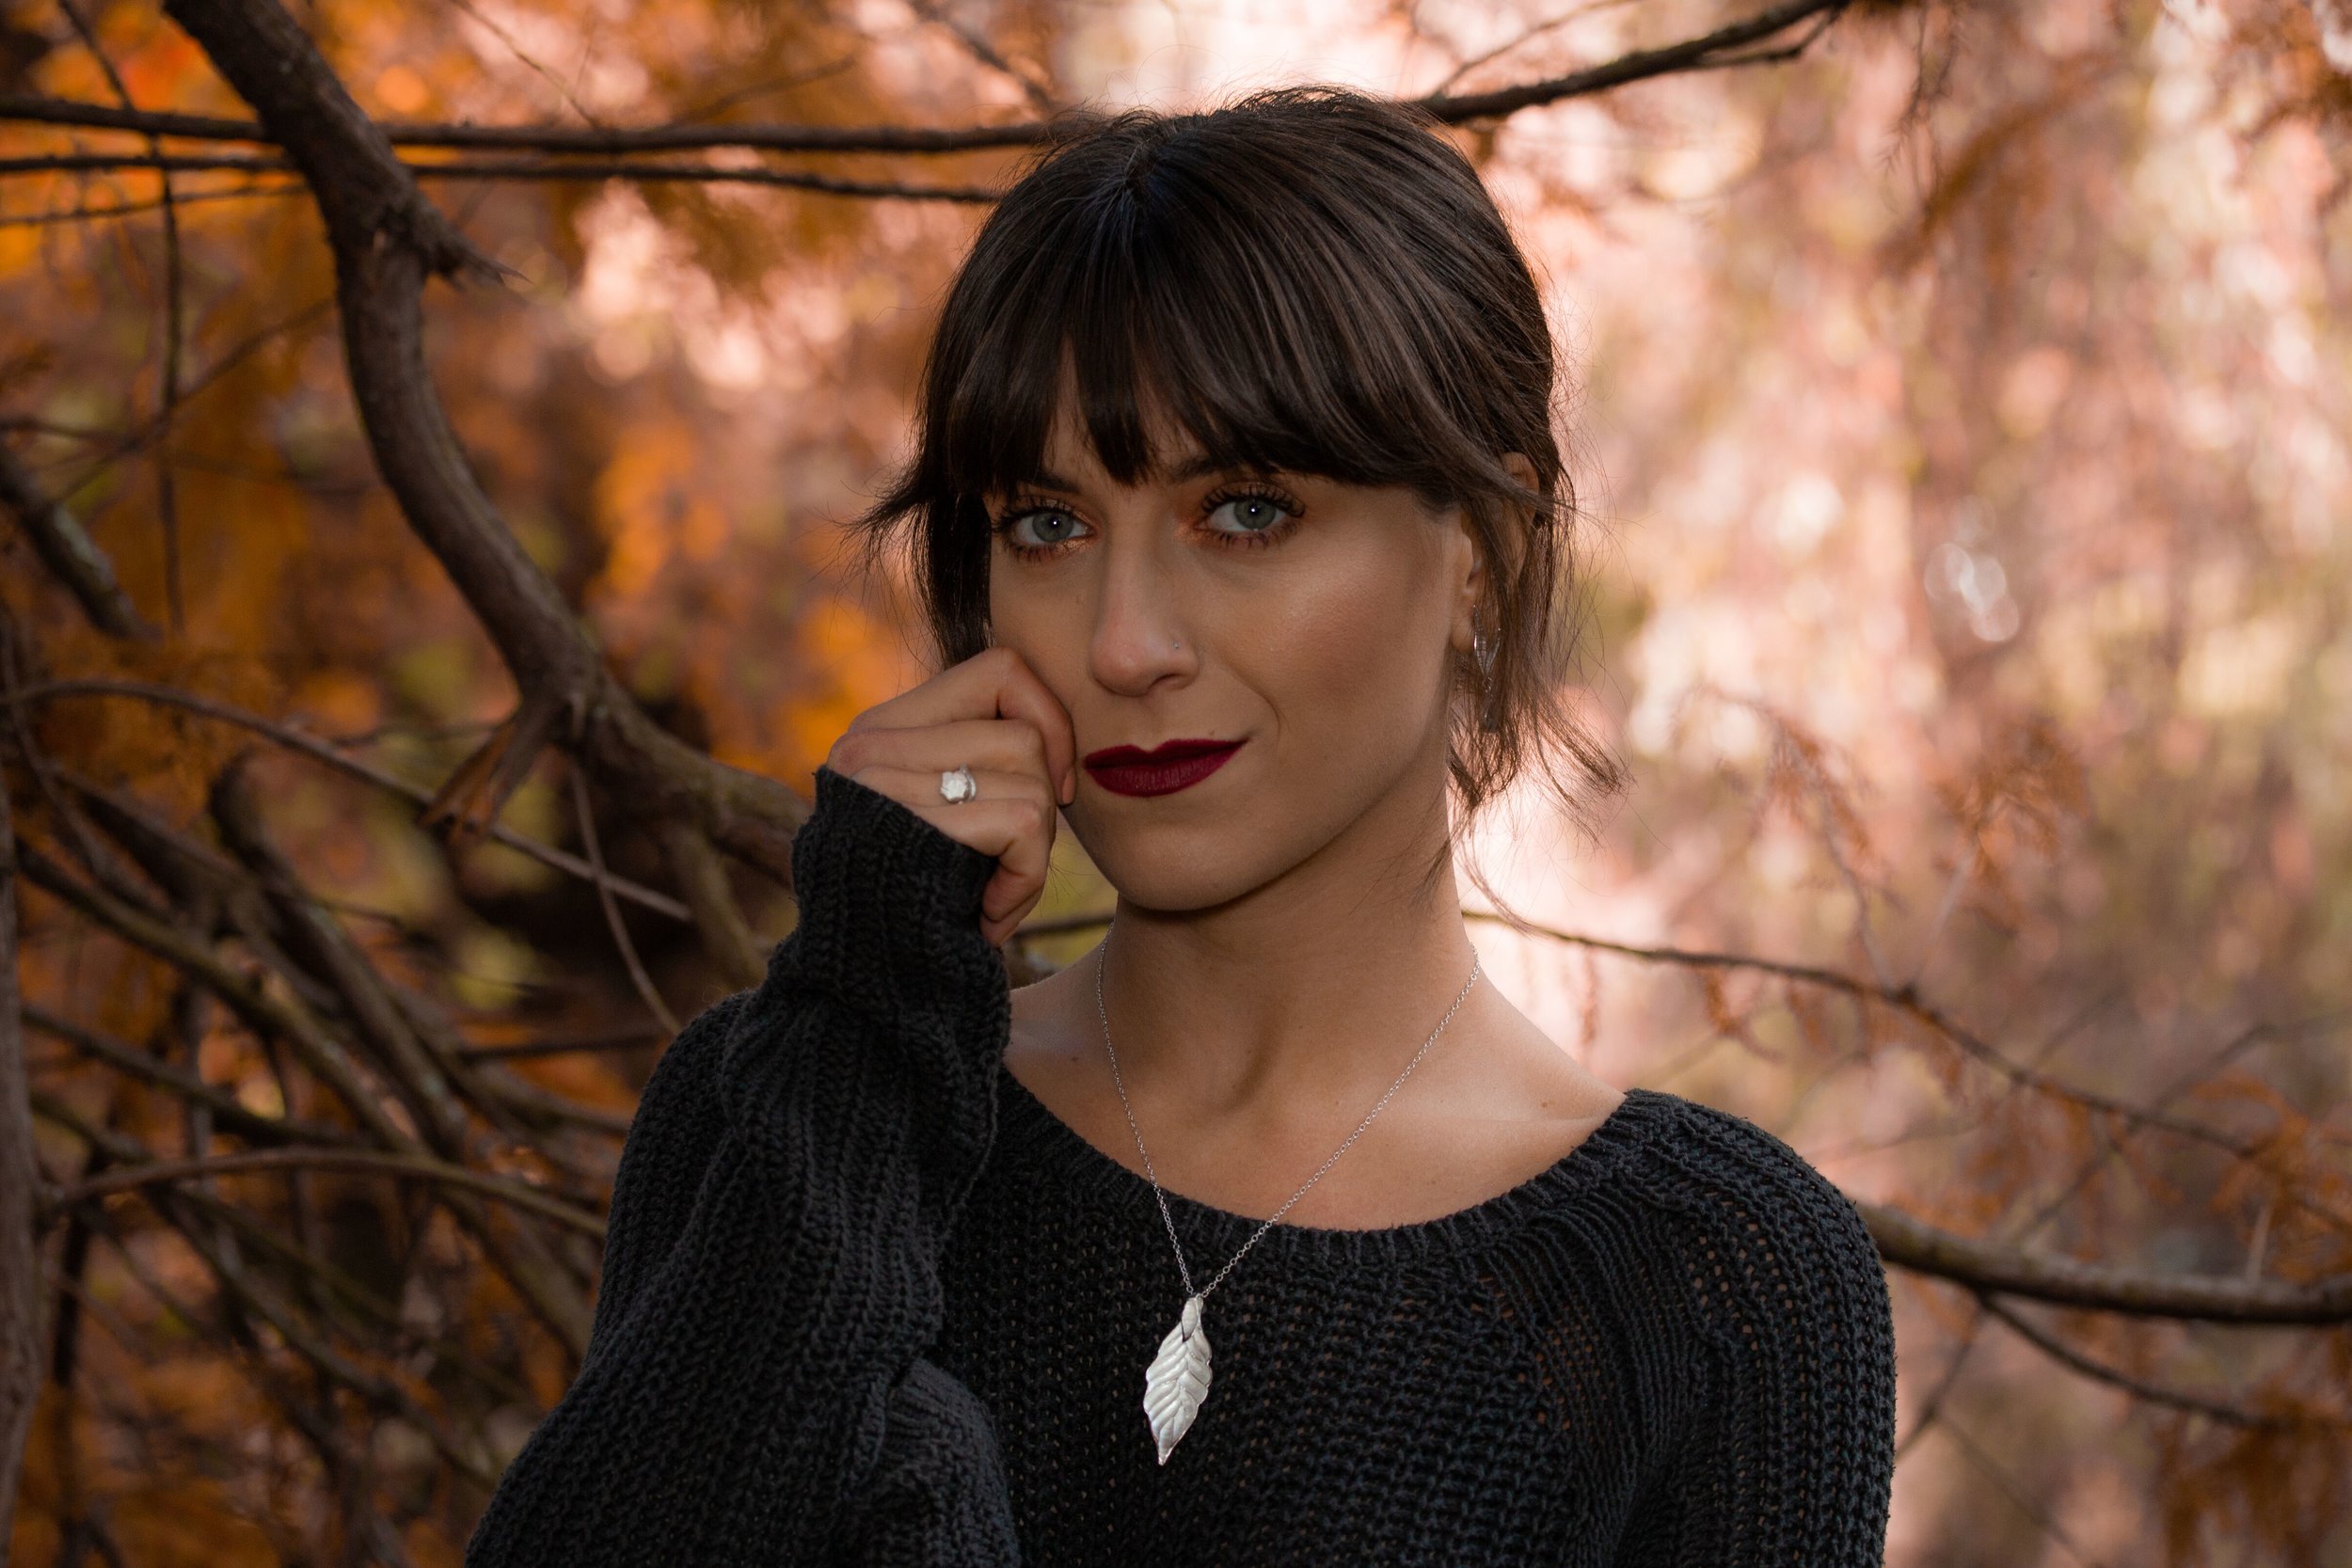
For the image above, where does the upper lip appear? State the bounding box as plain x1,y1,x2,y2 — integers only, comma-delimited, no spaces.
1083,737,1246,767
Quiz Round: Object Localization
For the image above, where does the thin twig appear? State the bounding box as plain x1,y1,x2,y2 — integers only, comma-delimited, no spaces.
58,0,187,634
1934,1413,2110,1568
1431,0,1644,96
1895,1301,1985,1459
1975,1291,2341,1431
568,758,679,1037
0,149,998,200
36,1141,607,1239
0,179,302,227
6,677,691,921
0,1,1858,154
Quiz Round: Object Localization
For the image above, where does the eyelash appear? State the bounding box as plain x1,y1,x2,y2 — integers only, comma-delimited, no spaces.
988,482,1305,562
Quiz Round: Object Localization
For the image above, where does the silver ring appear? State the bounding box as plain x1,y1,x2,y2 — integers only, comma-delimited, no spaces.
940,765,977,804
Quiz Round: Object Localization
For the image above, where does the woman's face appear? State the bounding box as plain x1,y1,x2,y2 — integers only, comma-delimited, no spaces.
985,392,1484,912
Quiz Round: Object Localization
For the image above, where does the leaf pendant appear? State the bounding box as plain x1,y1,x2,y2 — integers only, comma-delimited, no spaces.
1142,1292,1213,1465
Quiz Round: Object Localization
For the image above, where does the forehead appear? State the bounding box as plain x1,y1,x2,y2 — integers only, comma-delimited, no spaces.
1020,364,1235,490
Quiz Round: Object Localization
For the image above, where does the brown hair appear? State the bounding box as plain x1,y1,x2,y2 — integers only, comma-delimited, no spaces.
850,84,1627,901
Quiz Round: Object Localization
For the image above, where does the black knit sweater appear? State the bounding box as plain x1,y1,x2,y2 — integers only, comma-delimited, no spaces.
464,766,1899,1566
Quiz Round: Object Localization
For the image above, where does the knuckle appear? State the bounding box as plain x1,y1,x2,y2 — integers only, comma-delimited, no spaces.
825,730,865,771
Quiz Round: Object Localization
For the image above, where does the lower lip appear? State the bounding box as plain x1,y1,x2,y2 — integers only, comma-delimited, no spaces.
1085,742,1244,798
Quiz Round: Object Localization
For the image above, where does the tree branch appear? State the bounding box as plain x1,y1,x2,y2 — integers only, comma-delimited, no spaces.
0,443,153,640
0,629,35,1553
8,678,692,922
1454,908,2339,1176
58,0,189,636
159,0,809,909
1418,0,1851,119
16,841,598,1354
0,0,1858,159
1973,1290,2344,1430
0,149,997,199
1863,1198,2352,1325
32,1138,607,1242
22,1004,358,1149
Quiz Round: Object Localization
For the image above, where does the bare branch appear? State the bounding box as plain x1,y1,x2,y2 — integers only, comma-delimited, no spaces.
1432,0,1644,96
0,180,303,228
1418,0,1851,119
1895,1302,1986,1459
1974,1291,2344,1430
0,0,1859,161
58,0,189,636
409,153,998,199
34,1140,607,1241
1932,1413,2109,1568
1457,907,2328,1169
567,758,678,1037
8,678,691,922
210,754,514,1157
653,816,767,990
0,150,288,176
0,149,997,199
0,620,34,1552
17,841,414,1148
161,0,809,897
1864,1199,2352,1325
0,443,154,639
904,0,1061,115
23,1004,358,1148
16,841,597,1353
0,90,1041,155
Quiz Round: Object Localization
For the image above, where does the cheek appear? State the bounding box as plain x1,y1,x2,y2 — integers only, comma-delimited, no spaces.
988,577,1083,681
1231,543,1450,733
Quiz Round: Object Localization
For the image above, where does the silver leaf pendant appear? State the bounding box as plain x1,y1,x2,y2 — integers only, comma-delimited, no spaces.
1142,1292,1213,1465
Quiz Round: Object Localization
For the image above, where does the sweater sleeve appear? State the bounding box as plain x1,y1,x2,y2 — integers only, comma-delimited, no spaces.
464,765,1022,1568
1613,1108,1898,1568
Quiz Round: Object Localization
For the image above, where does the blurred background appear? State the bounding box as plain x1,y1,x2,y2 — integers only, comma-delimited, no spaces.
3,0,2348,1562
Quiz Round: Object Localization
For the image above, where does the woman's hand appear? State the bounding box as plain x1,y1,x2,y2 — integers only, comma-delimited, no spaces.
822,644,1077,948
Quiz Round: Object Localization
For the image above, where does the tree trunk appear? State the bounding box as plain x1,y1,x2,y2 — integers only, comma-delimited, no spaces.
0,681,47,1550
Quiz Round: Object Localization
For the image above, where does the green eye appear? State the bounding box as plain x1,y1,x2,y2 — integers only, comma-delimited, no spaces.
1209,495,1293,534
992,502,1092,560
1200,483,1304,549
1012,511,1084,546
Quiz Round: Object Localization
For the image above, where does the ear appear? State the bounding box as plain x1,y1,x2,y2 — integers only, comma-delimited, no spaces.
1452,452,1539,654
1448,495,1484,657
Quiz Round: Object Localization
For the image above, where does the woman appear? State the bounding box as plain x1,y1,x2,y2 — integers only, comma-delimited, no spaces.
465,86,1898,1567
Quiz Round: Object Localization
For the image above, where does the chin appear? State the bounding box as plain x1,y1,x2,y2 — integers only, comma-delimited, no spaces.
1073,824,1272,915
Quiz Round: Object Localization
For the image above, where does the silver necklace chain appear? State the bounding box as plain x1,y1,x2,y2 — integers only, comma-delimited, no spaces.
1091,925,1485,1307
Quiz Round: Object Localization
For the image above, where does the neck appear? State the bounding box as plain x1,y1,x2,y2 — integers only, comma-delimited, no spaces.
1084,778,1486,1126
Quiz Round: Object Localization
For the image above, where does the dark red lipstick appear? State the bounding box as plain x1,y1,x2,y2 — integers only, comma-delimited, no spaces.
1082,736,1246,798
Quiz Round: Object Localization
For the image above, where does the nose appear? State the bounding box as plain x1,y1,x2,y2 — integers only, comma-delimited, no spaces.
1088,522,1198,699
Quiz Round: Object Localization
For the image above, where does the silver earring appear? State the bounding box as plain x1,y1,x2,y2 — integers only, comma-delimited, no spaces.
1472,626,1501,733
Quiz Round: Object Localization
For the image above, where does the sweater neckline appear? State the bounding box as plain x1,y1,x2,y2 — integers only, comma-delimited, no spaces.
993,1065,1679,1270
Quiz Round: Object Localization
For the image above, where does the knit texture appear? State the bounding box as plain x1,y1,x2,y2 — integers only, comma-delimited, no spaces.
465,765,1898,1566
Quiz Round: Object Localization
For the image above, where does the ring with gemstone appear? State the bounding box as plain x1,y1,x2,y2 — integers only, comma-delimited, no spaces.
940,765,977,804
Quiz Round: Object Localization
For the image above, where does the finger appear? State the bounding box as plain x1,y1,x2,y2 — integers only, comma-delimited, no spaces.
848,763,1057,939
981,650,1080,808
851,647,1078,806
827,717,1052,801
